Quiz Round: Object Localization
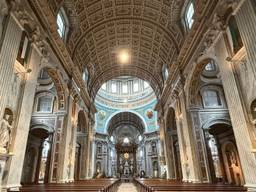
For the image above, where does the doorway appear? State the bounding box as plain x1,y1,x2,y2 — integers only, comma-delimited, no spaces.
22,128,52,184
205,123,244,185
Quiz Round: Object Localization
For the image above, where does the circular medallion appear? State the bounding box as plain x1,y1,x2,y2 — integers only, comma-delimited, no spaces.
146,109,154,119
98,110,106,120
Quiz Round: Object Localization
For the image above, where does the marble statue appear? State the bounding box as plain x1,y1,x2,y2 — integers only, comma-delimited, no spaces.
0,114,12,153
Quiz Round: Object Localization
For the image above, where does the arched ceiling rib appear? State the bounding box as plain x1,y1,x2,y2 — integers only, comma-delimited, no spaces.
50,0,186,99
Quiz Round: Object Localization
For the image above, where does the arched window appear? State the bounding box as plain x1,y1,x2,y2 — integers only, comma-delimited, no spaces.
162,65,169,81
204,60,216,72
251,99,256,120
102,83,107,90
202,90,221,107
17,32,30,65
111,82,117,93
133,81,139,92
122,82,128,94
140,150,143,157
144,81,149,89
123,137,129,144
97,143,102,155
57,8,68,40
37,95,53,112
82,67,89,83
151,142,157,154
227,16,243,54
184,1,195,30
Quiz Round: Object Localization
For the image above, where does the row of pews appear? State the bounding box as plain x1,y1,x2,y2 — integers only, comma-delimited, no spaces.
19,179,120,192
134,178,247,192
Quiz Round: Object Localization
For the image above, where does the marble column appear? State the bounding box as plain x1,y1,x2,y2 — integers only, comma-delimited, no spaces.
158,117,170,178
236,0,256,80
215,35,256,191
86,125,95,178
58,96,74,183
176,114,189,182
80,133,88,179
3,46,42,190
164,130,175,179
69,102,79,181
0,15,22,120
178,92,201,182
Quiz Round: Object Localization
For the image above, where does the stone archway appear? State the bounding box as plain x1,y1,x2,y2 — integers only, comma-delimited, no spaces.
221,142,244,186
106,112,145,179
21,67,67,184
75,110,89,180
165,107,182,180
203,122,245,185
41,68,67,111
21,125,53,184
74,142,81,181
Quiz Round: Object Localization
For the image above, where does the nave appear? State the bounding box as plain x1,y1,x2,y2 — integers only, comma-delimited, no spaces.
1,0,256,191
117,183,137,192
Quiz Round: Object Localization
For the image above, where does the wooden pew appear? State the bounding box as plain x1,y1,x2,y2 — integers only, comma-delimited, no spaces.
134,178,247,192
18,178,120,192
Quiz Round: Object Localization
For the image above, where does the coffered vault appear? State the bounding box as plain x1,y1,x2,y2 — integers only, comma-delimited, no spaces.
107,112,145,136
47,0,186,99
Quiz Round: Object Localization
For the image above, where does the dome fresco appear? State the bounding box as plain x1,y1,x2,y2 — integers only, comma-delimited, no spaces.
95,76,159,133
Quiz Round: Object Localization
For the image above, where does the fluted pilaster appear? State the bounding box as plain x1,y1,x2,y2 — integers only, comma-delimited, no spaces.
4,47,41,190
215,35,256,190
179,92,201,183
236,0,256,80
0,16,22,119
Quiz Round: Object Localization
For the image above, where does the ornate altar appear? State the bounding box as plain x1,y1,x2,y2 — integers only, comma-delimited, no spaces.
116,143,137,181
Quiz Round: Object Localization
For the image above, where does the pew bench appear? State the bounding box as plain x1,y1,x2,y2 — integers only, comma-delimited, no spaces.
19,178,120,192
134,178,247,192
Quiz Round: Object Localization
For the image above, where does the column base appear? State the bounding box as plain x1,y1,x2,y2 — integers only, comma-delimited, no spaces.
58,179,74,183
244,183,256,191
67,179,74,183
3,184,21,191
182,178,201,183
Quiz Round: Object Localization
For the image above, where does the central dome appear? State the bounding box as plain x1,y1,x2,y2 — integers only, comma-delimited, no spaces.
95,76,156,109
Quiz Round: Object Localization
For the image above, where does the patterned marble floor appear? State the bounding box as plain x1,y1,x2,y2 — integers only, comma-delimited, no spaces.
117,182,138,192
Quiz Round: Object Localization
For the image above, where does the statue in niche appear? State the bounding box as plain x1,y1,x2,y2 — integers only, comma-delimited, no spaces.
130,164,133,174
0,112,13,154
183,153,190,179
226,147,243,185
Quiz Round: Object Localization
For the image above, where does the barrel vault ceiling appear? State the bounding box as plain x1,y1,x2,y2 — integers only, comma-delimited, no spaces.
47,0,186,99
